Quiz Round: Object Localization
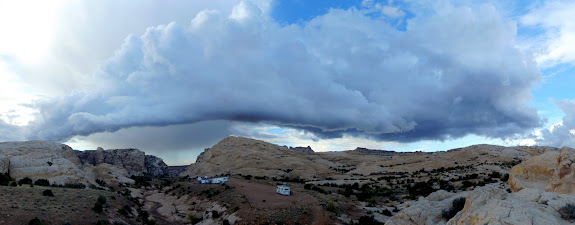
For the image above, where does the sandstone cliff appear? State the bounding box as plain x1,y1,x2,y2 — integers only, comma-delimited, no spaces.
76,148,168,177
0,141,92,185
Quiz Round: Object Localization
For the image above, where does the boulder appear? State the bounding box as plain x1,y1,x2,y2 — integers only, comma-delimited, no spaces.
145,155,168,177
508,150,559,192
82,163,135,186
77,148,168,177
448,185,572,225
385,190,463,225
0,141,91,185
0,157,9,174
546,147,575,195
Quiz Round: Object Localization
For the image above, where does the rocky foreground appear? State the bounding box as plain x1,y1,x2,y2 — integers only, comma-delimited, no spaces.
1,137,575,224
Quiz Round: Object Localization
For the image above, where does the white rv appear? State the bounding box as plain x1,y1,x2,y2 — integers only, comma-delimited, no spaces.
198,176,229,184
277,183,291,196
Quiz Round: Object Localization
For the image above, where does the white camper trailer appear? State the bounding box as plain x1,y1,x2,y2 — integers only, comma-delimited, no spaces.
277,183,291,196
198,176,229,184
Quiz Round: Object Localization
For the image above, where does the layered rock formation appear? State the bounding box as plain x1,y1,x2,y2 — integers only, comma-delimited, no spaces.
0,141,168,186
183,136,554,180
0,141,92,185
388,146,575,225
546,147,575,195
76,148,168,177
385,190,465,225
185,136,333,179
447,185,573,225
509,147,575,194
508,150,560,192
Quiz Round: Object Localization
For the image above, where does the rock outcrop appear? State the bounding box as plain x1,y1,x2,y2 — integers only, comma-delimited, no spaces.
546,147,575,195
183,136,334,179
0,157,9,174
385,190,464,225
77,148,168,176
145,155,168,177
508,147,575,195
447,185,573,225
508,149,560,192
0,141,92,185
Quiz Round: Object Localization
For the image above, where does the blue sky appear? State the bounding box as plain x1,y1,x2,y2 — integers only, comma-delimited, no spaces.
0,0,575,165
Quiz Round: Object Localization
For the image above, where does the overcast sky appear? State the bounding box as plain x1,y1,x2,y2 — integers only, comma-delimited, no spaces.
1,0,574,165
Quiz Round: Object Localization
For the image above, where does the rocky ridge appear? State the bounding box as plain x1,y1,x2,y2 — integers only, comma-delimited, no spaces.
387,146,575,225
0,141,169,186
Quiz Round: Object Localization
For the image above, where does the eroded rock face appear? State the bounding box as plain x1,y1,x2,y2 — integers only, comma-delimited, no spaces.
508,150,559,192
0,157,9,174
546,147,575,195
385,190,463,225
145,155,168,177
448,186,572,225
77,148,168,176
0,141,91,185
82,163,135,186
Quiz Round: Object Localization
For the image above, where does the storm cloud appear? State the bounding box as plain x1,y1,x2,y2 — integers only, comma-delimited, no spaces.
536,100,575,147
18,1,542,143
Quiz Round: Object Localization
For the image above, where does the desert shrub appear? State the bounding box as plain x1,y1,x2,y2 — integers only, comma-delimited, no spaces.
212,210,220,218
18,177,33,185
382,209,392,216
489,171,501,178
304,184,313,190
64,183,86,189
0,172,12,186
96,220,110,225
130,176,152,187
98,195,107,205
94,202,104,213
10,181,17,187
223,220,230,225
96,179,107,187
118,205,131,217
442,197,466,220
42,189,54,197
559,203,575,221
28,217,47,225
358,215,384,225
408,181,436,198
34,179,50,186
327,202,336,212
188,213,203,224
311,186,326,194
501,173,510,182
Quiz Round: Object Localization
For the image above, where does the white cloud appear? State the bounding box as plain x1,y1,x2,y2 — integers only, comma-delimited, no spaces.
520,1,575,68
0,1,544,145
536,100,575,147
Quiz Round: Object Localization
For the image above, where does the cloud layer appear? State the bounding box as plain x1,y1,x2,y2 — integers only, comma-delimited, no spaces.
536,100,575,147
7,1,543,144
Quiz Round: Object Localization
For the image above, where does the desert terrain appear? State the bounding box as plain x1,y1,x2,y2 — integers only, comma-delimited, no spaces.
1,137,575,224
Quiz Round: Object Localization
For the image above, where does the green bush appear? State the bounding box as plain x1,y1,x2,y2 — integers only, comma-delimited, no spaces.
327,202,336,212
118,205,131,217
42,189,54,197
34,179,50,186
442,197,466,220
28,217,47,225
18,177,33,185
358,215,384,225
94,202,104,213
188,214,203,224
0,173,12,186
64,183,86,189
98,195,107,205
559,203,575,221
212,210,220,218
